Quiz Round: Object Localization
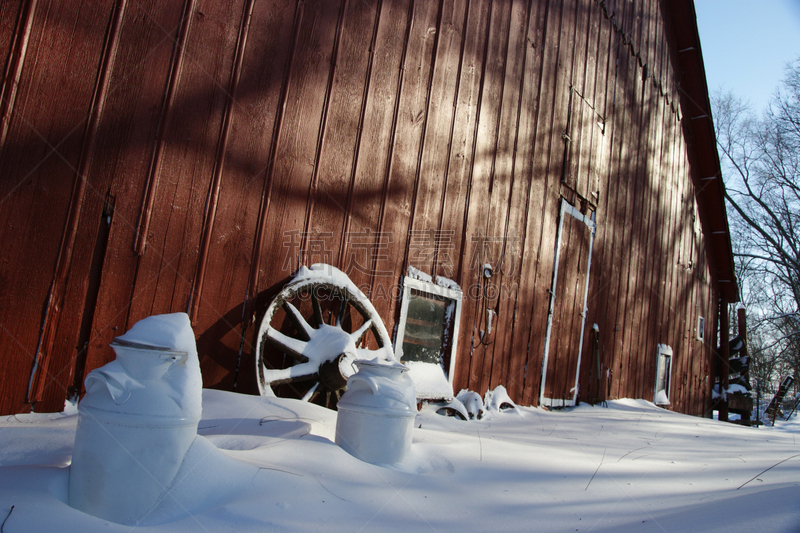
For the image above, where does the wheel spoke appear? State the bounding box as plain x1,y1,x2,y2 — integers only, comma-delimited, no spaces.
264,327,308,361
357,346,393,361
336,298,347,327
283,302,314,340
311,292,324,327
301,382,320,402
307,388,321,403
262,362,319,385
350,318,373,345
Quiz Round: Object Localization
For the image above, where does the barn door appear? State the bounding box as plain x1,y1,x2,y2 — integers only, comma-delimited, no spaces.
540,199,596,407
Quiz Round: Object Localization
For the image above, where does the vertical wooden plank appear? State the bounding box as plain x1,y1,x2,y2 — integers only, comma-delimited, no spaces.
252,0,342,292
127,0,247,327
461,0,514,396
653,0,673,348
689,225,702,411
667,117,684,406
303,0,376,274
440,0,492,392
661,105,682,392
683,198,702,411
82,0,193,382
600,0,633,400
519,0,572,407
502,0,547,403
561,0,588,198
642,0,666,398
673,133,691,409
655,106,670,360
618,0,650,399
35,0,128,410
191,0,299,392
0,0,115,412
617,0,650,400
134,0,196,255
659,99,677,346
560,0,596,402
640,6,669,401
346,0,411,313
580,0,614,403
534,0,582,404
483,0,530,394
593,4,625,394
468,0,515,396
189,0,256,324
407,0,467,277
0,0,30,148
371,0,440,331
624,0,647,398
701,245,713,414
333,0,386,297
575,0,602,202
628,0,660,398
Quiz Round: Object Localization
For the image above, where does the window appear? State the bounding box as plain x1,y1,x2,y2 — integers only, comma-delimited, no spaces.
696,316,705,341
654,344,673,406
395,276,462,400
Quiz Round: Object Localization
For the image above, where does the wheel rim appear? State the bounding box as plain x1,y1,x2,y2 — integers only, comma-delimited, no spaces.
256,264,394,409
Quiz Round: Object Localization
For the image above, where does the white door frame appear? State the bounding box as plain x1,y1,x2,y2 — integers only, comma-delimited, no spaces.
539,198,596,407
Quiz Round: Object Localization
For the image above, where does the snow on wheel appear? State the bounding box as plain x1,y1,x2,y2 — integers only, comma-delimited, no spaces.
255,264,395,409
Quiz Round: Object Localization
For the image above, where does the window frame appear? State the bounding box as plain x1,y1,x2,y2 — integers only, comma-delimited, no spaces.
394,276,463,388
696,316,705,342
654,344,673,406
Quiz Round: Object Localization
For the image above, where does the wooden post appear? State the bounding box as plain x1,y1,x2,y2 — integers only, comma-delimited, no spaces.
737,307,750,422
719,299,730,422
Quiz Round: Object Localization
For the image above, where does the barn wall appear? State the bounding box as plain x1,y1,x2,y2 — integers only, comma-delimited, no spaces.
0,0,723,416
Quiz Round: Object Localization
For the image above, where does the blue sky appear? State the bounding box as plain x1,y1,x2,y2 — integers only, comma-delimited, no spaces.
695,0,800,114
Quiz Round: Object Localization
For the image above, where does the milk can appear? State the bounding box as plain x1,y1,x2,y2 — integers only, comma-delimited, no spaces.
335,359,417,465
69,313,202,525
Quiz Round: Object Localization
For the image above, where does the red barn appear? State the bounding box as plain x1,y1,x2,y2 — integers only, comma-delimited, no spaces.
0,0,736,416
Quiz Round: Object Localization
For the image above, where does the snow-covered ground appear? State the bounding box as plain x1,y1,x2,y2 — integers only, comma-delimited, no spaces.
1,390,798,532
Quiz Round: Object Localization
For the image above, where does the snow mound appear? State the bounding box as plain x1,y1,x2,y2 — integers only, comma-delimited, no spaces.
449,387,518,420
403,360,453,400
434,275,461,291
482,385,519,416
407,265,433,283
456,389,484,419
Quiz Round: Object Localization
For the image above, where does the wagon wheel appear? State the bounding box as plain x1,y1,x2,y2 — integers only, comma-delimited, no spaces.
255,264,395,409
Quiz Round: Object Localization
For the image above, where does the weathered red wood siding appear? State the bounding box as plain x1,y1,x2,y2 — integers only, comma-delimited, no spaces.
0,0,734,416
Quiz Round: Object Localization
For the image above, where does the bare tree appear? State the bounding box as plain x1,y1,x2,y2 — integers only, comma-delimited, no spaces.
713,57,800,388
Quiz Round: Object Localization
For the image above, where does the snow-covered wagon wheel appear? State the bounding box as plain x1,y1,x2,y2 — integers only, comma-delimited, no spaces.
255,264,396,409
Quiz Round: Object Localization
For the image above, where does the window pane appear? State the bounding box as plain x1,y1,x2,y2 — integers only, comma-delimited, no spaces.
401,290,448,365
655,351,671,405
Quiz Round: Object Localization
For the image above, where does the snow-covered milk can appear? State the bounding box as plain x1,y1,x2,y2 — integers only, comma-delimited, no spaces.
69,313,202,525
335,359,416,465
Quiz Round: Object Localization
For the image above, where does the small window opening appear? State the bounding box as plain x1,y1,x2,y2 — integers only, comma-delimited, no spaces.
697,316,705,341
654,344,673,406
395,276,462,400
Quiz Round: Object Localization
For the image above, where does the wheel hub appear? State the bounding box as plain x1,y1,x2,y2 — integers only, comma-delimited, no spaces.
319,353,352,392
